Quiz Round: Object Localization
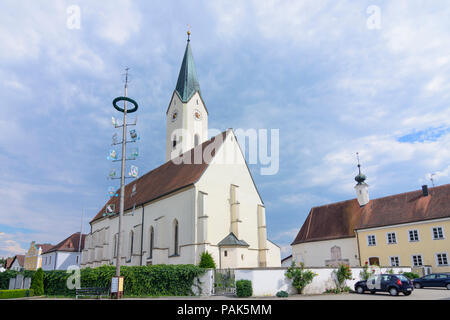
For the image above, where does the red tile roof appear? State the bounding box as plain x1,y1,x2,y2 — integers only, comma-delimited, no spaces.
5,258,13,269
292,184,450,245
292,199,363,245
36,243,54,253
43,232,87,253
90,130,228,224
13,255,25,267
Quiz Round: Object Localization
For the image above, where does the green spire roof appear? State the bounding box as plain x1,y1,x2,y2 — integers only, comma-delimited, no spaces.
175,41,201,103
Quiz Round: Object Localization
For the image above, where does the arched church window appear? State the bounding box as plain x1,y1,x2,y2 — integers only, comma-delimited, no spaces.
194,134,199,147
149,226,154,259
173,135,177,149
173,219,179,256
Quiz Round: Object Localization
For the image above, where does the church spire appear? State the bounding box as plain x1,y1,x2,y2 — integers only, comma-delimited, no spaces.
175,32,200,103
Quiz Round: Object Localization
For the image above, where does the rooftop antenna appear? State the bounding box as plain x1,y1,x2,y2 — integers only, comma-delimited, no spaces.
430,173,436,187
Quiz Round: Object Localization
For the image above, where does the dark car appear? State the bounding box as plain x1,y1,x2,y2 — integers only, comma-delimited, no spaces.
355,274,414,296
413,273,450,290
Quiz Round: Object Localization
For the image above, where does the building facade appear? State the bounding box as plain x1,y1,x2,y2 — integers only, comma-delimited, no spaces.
356,185,450,273
24,242,53,271
41,232,86,271
81,37,281,269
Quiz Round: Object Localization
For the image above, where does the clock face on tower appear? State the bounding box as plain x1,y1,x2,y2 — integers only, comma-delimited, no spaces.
171,110,178,122
193,109,202,121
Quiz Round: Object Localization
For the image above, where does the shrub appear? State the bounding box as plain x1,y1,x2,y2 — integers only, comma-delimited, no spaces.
1,265,205,297
386,268,395,274
31,268,44,296
0,289,34,299
285,262,316,294
402,272,420,279
360,263,371,280
198,251,216,269
276,290,289,298
236,280,252,297
334,264,353,292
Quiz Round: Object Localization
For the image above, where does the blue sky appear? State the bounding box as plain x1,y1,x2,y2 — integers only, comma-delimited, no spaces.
1,0,450,259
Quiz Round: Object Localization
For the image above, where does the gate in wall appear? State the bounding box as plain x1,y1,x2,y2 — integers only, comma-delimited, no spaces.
213,269,236,295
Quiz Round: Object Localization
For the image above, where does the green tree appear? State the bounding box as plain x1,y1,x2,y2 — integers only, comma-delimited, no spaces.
31,268,44,296
198,251,216,269
285,262,316,294
333,264,353,292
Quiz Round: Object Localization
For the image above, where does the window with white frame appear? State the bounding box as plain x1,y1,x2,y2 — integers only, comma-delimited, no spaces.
408,229,419,242
436,253,448,266
387,232,397,244
412,255,423,266
390,256,400,267
367,235,376,246
432,227,444,240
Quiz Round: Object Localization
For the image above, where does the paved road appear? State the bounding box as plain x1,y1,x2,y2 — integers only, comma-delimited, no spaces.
29,288,450,300
120,288,450,300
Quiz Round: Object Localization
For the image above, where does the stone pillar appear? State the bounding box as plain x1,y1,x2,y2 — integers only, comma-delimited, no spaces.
15,274,24,289
23,277,31,289
230,184,240,237
257,204,267,267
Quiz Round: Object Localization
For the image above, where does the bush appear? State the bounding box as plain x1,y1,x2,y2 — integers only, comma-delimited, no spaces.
360,263,371,280
1,265,206,297
334,264,353,292
0,289,34,299
198,251,216,269
276,290,288,298
285,262,316,294
31,268,44,296
236,280,252,297
402,272,420,279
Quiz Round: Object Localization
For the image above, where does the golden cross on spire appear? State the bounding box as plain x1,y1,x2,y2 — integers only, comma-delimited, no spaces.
187,24,191,41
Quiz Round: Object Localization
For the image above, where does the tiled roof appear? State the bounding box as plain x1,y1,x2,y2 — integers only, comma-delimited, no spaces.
292,184,450,245
43,232,87,253
218,232,249,247
13,255,25,267
356,183,450,230
36,243,54,253
90,130,228,224
292,199,363,245
5,258,13,269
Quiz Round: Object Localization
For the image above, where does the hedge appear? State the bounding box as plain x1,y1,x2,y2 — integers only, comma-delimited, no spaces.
0,289,34,299
236,280,252,297
0,265,205,297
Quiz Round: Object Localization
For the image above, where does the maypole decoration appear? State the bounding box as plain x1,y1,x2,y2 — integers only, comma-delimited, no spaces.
105,68,141,299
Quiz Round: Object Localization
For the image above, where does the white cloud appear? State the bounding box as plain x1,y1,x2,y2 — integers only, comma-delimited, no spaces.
0,233,27,257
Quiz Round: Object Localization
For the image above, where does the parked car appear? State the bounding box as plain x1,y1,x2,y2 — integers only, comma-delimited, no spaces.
355,274,414,296
413,273,450,289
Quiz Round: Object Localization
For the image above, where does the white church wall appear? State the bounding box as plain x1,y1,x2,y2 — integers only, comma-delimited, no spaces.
291,237,359,267
234,266,411,296
266,240,282,267
196,130,281,268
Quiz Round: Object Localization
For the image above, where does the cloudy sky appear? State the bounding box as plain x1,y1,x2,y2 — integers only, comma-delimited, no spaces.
1,0,449,259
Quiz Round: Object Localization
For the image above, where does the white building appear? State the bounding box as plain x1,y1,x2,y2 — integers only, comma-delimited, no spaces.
81,37,281,269
41,232,86,271
291,166,370,267
9,255,25,271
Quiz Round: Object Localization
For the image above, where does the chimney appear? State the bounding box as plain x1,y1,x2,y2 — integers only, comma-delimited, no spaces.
422,185,429,197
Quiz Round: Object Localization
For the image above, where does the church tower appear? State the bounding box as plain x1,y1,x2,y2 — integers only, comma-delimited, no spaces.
166,32,208,161
354,152,369,207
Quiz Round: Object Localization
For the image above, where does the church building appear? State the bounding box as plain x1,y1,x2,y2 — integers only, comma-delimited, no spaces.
81,36,281,269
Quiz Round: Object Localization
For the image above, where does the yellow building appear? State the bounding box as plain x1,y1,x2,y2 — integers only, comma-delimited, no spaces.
355,184,450,273
24,241,53,271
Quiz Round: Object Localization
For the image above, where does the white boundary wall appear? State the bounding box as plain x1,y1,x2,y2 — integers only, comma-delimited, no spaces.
234,266,412,296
